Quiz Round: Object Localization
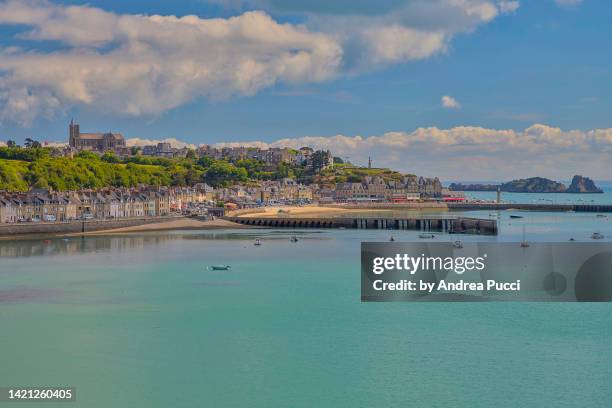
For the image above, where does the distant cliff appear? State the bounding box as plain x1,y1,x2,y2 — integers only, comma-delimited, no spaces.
449,175,602,193
566,175,603,193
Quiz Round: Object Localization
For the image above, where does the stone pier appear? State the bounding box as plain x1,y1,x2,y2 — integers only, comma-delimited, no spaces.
225,216,497,235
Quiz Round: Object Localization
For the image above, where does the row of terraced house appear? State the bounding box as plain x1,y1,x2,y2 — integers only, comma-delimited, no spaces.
0,185,215,223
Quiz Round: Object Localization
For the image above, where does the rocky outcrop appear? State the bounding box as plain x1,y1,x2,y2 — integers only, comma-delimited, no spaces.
500,177,566,193
566,175,603,193
449,175,602,193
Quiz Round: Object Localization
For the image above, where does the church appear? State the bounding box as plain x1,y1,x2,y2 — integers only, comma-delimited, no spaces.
68,120,126,152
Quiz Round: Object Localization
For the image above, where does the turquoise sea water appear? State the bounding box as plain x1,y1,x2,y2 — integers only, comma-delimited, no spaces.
1,210,612,407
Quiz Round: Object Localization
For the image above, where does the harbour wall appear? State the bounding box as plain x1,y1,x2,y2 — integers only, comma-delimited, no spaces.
447,203,612,212
225,216,497,235
322,202,612,212
0,216,181,237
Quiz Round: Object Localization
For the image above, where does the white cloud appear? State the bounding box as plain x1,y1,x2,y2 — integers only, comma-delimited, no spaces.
126,137,197,149
554,0,583,7
0,0,519,125
214,124,612,180
310,0,515,71
442,95,461,109
498,1,520,13
0,0,342,125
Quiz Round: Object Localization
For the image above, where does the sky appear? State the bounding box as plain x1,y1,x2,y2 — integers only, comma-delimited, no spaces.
0,0,611,180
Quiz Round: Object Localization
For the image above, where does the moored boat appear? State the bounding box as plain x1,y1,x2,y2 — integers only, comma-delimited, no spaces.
210,265,231,270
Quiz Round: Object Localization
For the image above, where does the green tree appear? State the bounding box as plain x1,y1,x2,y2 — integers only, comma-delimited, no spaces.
101,152,120,163
197,156,214,168
274,162,294,179
204,161,248,187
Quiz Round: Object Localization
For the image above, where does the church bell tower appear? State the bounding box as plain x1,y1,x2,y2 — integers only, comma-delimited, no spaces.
69,119,80,148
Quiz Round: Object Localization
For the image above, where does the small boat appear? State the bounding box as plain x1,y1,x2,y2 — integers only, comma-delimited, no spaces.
254,238,262,246
596,214,606,218
591,232,604,240
452,240,463,249
510,215,523,219
290,236,299,243
418,233,435,239
569,238,575,242
210,265,231,271
389,235,395,242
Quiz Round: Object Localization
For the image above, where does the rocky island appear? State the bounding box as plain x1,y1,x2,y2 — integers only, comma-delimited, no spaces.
449,175,603,193
566,175,603,193
500,177,566,193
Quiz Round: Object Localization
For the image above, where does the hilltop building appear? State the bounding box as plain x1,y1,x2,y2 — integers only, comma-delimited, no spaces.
69,119,126,152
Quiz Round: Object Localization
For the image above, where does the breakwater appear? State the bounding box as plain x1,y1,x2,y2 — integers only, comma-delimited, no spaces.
225,216,497,235
0,216,181,237
447,203,612,212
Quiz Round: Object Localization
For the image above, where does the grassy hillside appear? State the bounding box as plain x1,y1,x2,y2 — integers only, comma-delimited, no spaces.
0,147,274,191
315,164,415,185
0,160,30,191
0,156,176,192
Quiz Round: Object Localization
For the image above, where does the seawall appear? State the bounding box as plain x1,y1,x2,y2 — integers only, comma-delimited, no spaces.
448,203,612,212
225,216,497,235
0,216,181,237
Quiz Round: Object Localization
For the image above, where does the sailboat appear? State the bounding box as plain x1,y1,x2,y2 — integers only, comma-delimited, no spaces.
520,224,529,248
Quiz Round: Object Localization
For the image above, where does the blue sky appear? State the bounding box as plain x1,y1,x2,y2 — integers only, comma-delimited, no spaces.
0,0,610,179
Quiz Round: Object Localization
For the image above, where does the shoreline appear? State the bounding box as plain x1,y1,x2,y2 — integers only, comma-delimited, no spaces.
0,217,248,240
78,217,247,235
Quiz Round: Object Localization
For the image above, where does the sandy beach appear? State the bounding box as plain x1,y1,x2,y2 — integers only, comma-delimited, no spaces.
79,217,246,235
230,204,447,218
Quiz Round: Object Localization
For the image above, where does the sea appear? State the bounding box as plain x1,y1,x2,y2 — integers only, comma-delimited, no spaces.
1,187,612,407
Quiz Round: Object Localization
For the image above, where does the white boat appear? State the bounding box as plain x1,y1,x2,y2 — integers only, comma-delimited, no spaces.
254,238,262,246
389,235,395,242
418,233,435,239
452,240,463,249
591,232,604,240
290,236,299,243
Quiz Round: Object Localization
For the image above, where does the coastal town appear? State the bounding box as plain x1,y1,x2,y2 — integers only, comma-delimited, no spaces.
1,120,607,226
0,121,453,224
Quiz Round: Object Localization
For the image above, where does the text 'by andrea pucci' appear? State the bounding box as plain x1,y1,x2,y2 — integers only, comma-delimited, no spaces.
371,253,521,293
